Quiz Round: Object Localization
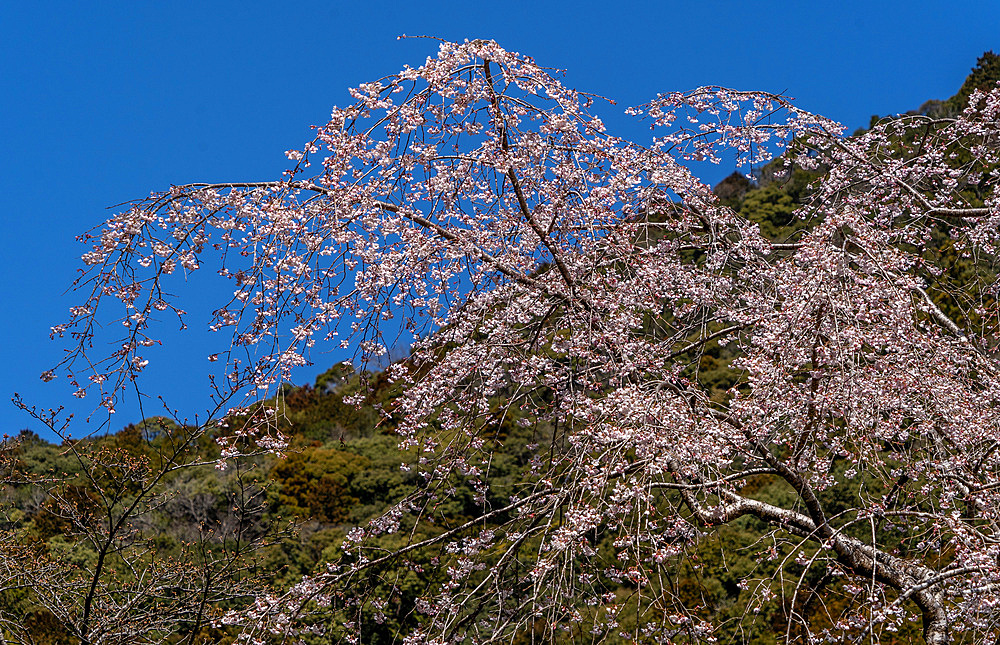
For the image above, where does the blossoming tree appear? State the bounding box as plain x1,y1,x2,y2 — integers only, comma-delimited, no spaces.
49,40,1000,643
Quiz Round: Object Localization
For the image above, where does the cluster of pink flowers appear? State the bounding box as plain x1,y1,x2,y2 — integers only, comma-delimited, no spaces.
51,39,1000,643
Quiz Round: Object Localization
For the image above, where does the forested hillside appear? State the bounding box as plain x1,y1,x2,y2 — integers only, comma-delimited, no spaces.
4,51,999,644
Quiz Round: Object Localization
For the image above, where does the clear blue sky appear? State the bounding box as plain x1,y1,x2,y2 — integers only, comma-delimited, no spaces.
3,1,998,440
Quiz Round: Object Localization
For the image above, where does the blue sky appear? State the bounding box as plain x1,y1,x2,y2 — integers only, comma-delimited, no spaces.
2,1,998,439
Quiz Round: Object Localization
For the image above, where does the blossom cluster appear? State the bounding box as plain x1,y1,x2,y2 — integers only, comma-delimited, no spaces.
52,40,1000,643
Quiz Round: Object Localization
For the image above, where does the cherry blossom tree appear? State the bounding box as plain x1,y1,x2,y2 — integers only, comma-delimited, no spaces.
46,39,1000,643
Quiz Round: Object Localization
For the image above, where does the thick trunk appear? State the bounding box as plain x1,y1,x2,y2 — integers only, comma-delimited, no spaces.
920,597,950,645
673,460,953,644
